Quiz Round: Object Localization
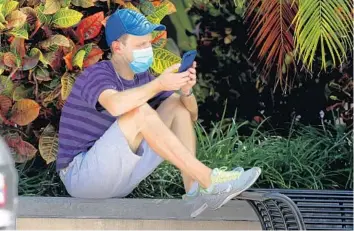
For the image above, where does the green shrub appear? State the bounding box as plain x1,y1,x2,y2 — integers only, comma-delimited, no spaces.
130,116,353,198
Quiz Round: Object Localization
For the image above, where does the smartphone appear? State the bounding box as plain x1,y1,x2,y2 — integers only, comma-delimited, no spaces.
178,50,197,73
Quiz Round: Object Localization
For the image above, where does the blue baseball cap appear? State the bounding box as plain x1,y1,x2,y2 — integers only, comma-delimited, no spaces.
105,9,166,47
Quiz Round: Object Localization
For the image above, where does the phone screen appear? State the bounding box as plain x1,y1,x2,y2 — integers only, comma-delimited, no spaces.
178,50,197,72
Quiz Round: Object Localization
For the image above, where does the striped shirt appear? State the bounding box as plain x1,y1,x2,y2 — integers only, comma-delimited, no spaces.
56,60,173,171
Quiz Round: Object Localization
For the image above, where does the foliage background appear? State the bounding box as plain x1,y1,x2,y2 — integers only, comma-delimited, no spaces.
0,0,352,197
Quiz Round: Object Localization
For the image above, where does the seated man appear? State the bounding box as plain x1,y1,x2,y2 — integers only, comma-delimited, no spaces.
56,8,261,217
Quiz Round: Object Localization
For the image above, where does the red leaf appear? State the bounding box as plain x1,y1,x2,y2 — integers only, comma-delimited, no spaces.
0,95,12,115
83,47,104,68
76,12,104,45
4,134,37,163
64,51,74,71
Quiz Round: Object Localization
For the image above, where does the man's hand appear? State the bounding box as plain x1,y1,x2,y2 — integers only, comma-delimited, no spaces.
155,63,191,92
180,61,197,94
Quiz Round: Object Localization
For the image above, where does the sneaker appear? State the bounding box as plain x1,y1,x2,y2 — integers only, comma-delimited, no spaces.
190,167,261,218
182,167,244,201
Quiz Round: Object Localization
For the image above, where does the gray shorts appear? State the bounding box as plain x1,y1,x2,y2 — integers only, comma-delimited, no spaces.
59,121,164,198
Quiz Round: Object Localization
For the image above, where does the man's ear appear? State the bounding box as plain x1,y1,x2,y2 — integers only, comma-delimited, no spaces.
111,41,123,54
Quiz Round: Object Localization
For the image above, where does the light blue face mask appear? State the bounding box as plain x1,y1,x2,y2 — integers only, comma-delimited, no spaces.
129,46,153,74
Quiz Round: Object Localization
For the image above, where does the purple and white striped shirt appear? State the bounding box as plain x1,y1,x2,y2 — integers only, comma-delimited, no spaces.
56,60,173,171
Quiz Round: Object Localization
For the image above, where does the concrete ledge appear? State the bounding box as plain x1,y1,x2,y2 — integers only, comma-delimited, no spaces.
17,218,261,230
18,197,259,221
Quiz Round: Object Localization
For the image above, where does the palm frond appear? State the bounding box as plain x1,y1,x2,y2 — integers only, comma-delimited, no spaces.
293,0,353,71
245,0,298,91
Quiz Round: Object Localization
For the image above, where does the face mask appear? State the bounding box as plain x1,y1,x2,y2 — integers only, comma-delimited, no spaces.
128,46,153,74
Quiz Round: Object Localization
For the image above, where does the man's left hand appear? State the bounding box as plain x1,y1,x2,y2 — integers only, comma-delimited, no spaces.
180,61,197,95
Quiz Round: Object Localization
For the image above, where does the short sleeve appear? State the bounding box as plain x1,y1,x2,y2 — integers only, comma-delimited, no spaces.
147,72,174,108
80,68,118,108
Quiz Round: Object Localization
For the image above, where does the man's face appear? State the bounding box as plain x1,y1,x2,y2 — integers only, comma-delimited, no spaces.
112,34,152,62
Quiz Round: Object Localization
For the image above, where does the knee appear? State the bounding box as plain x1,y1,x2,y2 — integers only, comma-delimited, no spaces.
174,103,191,120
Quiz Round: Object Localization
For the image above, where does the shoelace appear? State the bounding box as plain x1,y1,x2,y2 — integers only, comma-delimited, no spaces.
211,167,242,183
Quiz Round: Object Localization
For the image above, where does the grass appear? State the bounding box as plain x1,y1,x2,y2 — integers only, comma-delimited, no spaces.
17,116,353,198
129,116,353,198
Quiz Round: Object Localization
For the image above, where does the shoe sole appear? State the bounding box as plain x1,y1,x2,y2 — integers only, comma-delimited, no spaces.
190,167,261,218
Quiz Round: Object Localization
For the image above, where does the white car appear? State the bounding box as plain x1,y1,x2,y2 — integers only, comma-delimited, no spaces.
0,137,18,230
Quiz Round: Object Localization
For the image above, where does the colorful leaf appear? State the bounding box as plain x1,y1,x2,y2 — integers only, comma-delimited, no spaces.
3,52,17,68
146,4,169,24
30,48,50,66
151,48,181,74
43,49,63,71
0,94,12,115
5,134,37,163
43,0,61,15
245,0,297,90
83,47,103,67
10,98,40,126
39,124,58,164
52,8,83,28
40,34,71,49
76,11,104,45
60,0,71,7
36,4,52,25
35,67,51,81
42,85,61,106
20,7,38,24
61,72,75,100
0,75,14,96
8,27,29,39
152,30,167,44
10,38,25,58
294,0,353,71
124,2,140,13
72,49,85,69
139,0,154,15
162,0,176,14
71,0,94,8
2,0,18,17
13,85,32,101
5,10,27,29
21,51,40,71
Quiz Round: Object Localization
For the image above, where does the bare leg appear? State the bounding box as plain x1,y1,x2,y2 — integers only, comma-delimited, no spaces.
118,101,212,189
155,95,197,192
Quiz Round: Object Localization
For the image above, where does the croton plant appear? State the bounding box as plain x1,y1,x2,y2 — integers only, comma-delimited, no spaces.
0,0,180,164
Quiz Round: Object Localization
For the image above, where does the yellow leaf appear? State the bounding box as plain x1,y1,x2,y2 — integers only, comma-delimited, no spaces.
5,10,27,29
2,0,18,17
72,49,85,69
10,99,40,126
61,72,75,100
146,4,169,24
0,69,3,75
151,48,181,74
39,124,58,164
52,8,83,28
43,0,61,14
40,34,70,49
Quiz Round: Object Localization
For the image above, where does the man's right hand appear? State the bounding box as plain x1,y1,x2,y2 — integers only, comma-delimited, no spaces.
154,63,190,91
